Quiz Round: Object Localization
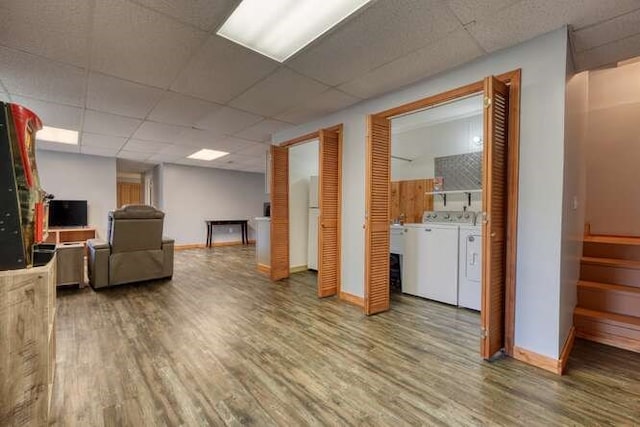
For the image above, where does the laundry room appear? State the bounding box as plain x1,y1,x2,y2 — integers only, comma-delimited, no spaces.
390,93,485,320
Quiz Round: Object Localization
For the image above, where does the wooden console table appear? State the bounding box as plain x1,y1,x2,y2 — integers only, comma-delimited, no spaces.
205,220,249,248
45,226,96,245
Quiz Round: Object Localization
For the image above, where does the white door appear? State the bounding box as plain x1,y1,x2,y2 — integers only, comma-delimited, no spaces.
420,226,459,305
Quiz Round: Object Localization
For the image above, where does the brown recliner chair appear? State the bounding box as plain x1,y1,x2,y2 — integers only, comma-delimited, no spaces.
87,205,174,289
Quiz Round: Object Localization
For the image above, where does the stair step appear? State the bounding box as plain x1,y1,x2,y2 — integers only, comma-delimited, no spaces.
584,235,640,246
574,307,640,353
580,257,640,287
581,257,640,268
578,281,640,317
583,239,640,261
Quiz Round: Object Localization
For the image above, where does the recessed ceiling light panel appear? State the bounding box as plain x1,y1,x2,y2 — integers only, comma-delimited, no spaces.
217,0,373,62
37,126,79,145
187,149,229,161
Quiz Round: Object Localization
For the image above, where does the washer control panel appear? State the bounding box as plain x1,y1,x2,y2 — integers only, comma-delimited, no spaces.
422,210,476,224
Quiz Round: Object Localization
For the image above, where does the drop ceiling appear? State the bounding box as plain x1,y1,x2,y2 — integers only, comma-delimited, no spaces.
1,0,639,174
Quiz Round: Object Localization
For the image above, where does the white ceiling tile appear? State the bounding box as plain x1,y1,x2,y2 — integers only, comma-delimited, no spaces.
117,150,152,161
234,119,292,142
340,29,484,99
572,9,640,53
0,47,86,106
91,0,207,88
230,68,328,117
146,152,181,163
11,95,82,130
197,136,253,153
36,142,80,154
80,145,120,157
176,128,224,148
171,35,279,103
196,106,263,135
287,0,461,86
132,121,189,143
148,92,223,127
275,89,361,124
466,0,640,53
87,73,164,119
446,0,520,25
233,142,269,158
83,110,142,137
0,0,91,67
81,133,127,150
122,139,172,153
133,0,240,31
574,32,640,71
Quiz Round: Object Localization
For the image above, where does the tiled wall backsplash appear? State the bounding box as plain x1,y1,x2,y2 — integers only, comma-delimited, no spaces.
434,151,482,191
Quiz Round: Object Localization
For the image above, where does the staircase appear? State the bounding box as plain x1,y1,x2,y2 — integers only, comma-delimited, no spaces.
574,234,640,353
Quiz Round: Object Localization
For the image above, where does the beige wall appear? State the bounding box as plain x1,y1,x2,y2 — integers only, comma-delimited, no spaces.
586,61,640,236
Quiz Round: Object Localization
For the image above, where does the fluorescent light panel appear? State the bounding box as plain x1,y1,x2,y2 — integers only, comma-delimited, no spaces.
187,149,229,161
217,0,373,62
37,126,79,145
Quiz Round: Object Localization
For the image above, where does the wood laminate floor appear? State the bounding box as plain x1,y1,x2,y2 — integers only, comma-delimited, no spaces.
52,246,640,426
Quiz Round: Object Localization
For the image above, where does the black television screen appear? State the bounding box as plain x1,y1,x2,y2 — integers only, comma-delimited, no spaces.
48,200,88,227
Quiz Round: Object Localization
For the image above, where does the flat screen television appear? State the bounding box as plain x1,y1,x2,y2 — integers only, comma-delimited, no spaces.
48,200,88,227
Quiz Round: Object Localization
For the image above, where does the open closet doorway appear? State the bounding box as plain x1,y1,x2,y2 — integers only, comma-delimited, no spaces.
365,71,521,359
270,125,343,298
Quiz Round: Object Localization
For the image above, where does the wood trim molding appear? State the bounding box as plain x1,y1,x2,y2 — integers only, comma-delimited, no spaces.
513,328,575,376
504,68,521,357
513,346,558,374
339,291,364,307
257,263,271,275
175,240,255,251
174,243,206,250
278,130,320,147
376,80,484,118
290,265,308,274
558,326,576,375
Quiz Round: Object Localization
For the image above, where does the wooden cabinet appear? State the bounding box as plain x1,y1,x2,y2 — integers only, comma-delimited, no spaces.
390,178,434,223
1,257,57,426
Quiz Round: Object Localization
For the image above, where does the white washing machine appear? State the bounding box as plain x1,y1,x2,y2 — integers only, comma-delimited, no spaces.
402,211,474,305
458,223,482,311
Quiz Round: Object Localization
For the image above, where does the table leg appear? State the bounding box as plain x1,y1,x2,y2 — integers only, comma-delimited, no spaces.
206,223,212,248
242,223,247,244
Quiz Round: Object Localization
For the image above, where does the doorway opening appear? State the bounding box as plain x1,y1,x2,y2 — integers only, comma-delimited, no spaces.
573,57,640,355
390,94,484,348
365,71,521,359
270,125,343,299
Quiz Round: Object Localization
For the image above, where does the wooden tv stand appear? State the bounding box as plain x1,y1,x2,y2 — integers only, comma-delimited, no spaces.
45,226,97,245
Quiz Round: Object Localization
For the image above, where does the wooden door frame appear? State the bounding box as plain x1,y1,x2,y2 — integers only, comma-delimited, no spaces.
271,124,343,297
366,69,521,356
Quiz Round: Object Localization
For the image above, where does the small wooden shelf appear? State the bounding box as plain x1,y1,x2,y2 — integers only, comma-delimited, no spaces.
44,226,97,245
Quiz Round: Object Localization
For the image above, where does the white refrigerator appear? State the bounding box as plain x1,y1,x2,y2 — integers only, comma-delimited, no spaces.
308,176,319,270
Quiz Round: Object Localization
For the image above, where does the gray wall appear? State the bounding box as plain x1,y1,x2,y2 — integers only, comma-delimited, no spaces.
559,66,588,352
36,150,117,239
161,163,266,245
274,28,570,359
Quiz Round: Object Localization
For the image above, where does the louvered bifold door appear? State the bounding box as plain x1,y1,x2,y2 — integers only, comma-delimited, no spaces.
318,127,342,297
481,76,509,359
365,115,391,315
270,145,290,281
